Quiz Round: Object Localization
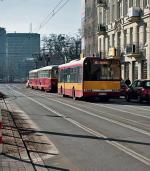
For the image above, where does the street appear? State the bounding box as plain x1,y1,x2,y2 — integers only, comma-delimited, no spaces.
0,84,150,171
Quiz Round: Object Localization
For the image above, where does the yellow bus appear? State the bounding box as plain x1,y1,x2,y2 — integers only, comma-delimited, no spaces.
58,57,121,100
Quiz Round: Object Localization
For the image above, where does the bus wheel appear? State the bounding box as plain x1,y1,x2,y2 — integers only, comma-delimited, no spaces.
60,87,62,94
60,87,64,97
72,89,77,100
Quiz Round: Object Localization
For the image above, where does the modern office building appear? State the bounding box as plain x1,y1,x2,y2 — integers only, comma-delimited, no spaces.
6,33,40,82
0,27,6,82
96,0,150,82
81,0,98,56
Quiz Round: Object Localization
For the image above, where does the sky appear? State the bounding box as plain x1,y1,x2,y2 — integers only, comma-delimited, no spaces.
0,0,81,36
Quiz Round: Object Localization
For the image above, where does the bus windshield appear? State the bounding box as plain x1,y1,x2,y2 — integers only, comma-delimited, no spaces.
84,59,120,81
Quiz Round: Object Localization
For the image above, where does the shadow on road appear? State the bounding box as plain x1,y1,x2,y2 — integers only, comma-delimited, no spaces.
19,129,150,146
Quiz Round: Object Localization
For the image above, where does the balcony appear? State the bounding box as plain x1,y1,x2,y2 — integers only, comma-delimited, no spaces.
97,24,106,35
127,7,141,22
126,44,141,58
96,0,106,8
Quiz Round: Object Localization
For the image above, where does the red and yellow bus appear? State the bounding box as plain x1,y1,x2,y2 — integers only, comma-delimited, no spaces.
28,65,58,92
58,57,121,100
29,69,39,89
37,65,58,92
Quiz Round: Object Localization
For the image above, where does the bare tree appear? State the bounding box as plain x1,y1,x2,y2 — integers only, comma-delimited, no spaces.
41,34,81,65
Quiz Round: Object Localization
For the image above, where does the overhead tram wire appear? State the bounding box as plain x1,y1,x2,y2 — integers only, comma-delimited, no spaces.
35,0,70,32
34,0,63,32
6,0,71,72
14,0,70,59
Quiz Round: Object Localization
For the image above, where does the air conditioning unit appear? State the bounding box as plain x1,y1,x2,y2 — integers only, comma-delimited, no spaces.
128,7,141,17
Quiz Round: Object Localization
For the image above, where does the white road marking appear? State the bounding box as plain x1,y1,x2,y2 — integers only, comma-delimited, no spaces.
43,97,150,137
93,103,150,119
7,85,150,166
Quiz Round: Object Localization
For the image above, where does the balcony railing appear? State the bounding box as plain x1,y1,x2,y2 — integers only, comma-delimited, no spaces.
97,24,107,35
96,0,106,7
126,44,141,58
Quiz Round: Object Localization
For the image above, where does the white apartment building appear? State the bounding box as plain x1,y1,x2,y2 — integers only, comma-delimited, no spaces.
96,0,150,82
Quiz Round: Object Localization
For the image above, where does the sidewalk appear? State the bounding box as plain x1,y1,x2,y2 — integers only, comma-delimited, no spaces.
0,104,58,171
1,109,36,171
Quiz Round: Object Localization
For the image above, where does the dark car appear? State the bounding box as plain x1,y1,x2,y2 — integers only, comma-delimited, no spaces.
125,79,150,103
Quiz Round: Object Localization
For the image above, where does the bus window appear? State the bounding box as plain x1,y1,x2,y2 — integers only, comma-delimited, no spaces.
110,62,120,79
84,59,120,81
84,60,91,81
51,69,58,78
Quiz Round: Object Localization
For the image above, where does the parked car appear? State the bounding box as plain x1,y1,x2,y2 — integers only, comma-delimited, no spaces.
125,79,150,103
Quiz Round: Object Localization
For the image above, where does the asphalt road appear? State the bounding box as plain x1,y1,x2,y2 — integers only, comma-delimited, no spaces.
1,83,150,171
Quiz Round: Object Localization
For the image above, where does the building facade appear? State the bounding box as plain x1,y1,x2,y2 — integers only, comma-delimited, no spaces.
82,0,98,56
0,27,6,82
6,33,40,82
96,0,150,82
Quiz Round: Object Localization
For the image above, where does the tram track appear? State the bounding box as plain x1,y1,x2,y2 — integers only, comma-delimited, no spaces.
6,85,150,167
19,87,150,131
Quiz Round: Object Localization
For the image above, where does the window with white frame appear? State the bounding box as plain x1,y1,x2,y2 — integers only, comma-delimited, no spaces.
123,0,128,16
135,0,140,7
129,0,133,7
112,3,115,21
143,0,148,8
124,30,127,49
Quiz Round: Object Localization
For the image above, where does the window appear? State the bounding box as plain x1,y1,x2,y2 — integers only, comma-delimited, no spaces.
131,81,138,88
124,0,128,16
124,30,127,48
112,34,115,47
83,59,120,81
135,0,140,7
137,81,142,87
144,81,150,88
107,8,110,24
141,60,147,79
143,0,148,8
130,27,133,44
117,1,121,19
112,4,115,21
129,0,133,7
51,68,58,78
60,66,82,83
